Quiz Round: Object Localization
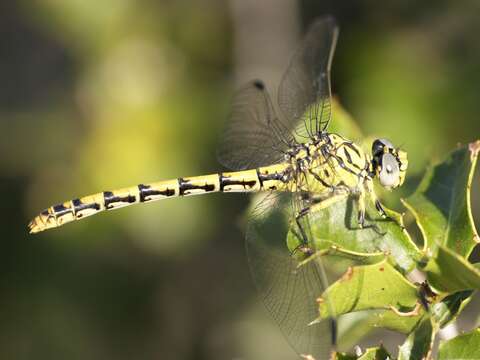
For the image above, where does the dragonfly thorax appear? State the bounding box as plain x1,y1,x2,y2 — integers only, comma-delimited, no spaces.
284,133,370,194
283,134,408,196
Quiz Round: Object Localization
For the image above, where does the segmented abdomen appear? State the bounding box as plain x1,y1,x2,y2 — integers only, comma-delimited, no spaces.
28,163,290,233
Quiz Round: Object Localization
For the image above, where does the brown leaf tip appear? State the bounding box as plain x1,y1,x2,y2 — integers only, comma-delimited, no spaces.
300,355,316,360
468,140,480,160
340,266,354,282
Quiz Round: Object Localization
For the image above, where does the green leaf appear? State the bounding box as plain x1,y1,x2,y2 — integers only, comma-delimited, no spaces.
398,316,434,360
424,244,480,294
358,346,392,360
332,352,358,360
438,328,480,360
317,260,419,319
431,290,474,327
336,307,424,352
402,140,480,258
330,98,364,140
332,345,391,360
317,260,424,335
337,311,377,350
288,197,422,273
370,308,424,334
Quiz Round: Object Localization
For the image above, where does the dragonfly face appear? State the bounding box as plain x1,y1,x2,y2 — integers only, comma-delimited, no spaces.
371,138,408,190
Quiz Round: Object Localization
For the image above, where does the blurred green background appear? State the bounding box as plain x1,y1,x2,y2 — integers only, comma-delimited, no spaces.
2,1,480,359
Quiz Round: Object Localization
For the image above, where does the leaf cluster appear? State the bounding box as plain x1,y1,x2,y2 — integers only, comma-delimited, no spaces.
301,101,480,359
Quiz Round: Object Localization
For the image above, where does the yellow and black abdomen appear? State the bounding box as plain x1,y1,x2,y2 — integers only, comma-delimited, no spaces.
28,163,292,233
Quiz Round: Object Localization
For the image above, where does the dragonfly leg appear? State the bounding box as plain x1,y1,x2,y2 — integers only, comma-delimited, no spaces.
365,179,405,230
357,191,366,228
295,192,349,236
375,199,387,217
355,187,380,231
364,179,386,217
292,191,349,255
294,207,312,254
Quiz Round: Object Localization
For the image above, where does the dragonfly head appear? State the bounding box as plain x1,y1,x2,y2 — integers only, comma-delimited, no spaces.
371,139,408,190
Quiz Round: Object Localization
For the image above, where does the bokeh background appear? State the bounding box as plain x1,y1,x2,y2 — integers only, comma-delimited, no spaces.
2,1,480,359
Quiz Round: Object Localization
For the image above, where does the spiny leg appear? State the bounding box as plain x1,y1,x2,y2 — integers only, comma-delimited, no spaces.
357,191,366,228
365,179,404,230
364,178,390,218
352,188,382,232
294,206,311,253
293,191,349,255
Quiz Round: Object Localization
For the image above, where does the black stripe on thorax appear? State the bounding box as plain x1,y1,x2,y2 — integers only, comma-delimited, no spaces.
341,142,366,172
138,184,175,202
344,142,361,157
308,169,333,189
342,147,354,164
303,143,311,156
332,154,360,176
320,143,334,160
178,177,215,195
103,191,136,209
341,147,363,172
219,173,257,191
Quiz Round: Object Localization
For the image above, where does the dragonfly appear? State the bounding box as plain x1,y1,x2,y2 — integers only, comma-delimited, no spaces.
29,16,408,358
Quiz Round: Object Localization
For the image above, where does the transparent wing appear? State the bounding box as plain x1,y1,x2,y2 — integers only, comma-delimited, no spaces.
278,16,339,138
246,191,334,359
217,80,293,170
218,17,338,171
